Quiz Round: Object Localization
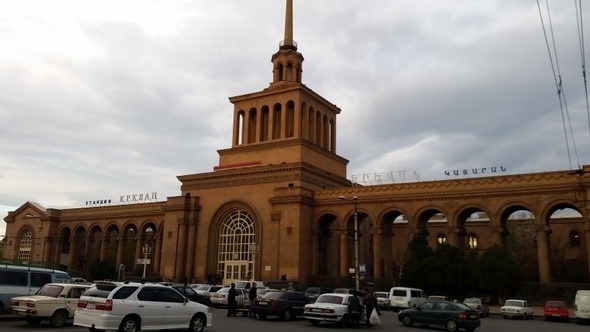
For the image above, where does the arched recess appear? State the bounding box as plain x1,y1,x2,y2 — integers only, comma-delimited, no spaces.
500,204,539,281
139,222,157,277
120,223,139,275
208,201,261,285
315,213,338,277
455,206,490,251
543,202,587,282
57,227,71,270
86,225,104,276
71,227,87,277
272,103,282,140
261,106,270,142
415,207,448,247
103,224,120,264
236,110,245,146
379,209,407,284
286,100,295,138
301,102,308,140
342,209,372,280
248,107,257,143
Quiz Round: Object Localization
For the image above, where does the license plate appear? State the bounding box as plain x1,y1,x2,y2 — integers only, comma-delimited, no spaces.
470,315,477,319
87,303,95,310
259,301,268,305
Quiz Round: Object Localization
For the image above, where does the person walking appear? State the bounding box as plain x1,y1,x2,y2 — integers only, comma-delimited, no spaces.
248,283,258,318
364,290,380,326
227,283,237,317
348,294,363,328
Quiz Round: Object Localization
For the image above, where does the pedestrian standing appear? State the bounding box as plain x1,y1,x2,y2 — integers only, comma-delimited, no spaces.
227,283,237,317
364,290,380,326
248,283,257,318
348,294,363,328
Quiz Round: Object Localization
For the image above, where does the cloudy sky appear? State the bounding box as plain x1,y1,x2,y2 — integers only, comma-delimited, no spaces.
2,0,589,236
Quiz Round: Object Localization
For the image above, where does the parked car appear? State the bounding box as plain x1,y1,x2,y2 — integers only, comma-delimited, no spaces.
544,300,569,322
171,285,212,306
303,293,367,327
193,285,223,298
305,287,332,302
250,290,308,320
333,288,360,295
71,277,88,284
375,291,390,309
257,288,280,299
463,297,490,317
10,283,91,327
210,287,248,308
74,281,212,332
428,295,450,301
500,299,534,319
398,300,481,332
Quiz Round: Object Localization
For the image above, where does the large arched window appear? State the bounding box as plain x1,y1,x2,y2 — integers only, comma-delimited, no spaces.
217,210,256,283
18,229,33,262
437,234,447,244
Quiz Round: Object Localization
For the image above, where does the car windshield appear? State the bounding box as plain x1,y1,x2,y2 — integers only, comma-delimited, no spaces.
376,293,387,298
505,300,524,306
36,284,63,298
306,288,320,294
316,295,345,304
195,285,210,291
464,298,479,304
547,301,566,308
263,291,285,299
455,303,471,310
181,287,197,296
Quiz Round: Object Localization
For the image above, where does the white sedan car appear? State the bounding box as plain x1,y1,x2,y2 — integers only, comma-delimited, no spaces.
500,299,534,319
210,287,248,308
303,293,367,327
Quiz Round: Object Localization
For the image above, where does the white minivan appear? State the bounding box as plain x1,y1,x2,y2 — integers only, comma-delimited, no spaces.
388,287,427,311
575,289,590,323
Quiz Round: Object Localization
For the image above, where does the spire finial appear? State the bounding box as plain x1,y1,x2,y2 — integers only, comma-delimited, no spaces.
281,0,297,50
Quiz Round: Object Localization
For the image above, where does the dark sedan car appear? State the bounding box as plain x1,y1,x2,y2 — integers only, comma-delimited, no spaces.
250,290,309,320
171,285,212,306
398,300,481,332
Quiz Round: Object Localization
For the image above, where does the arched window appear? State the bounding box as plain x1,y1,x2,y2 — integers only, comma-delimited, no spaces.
570,231,581,247
468,233,478,249
18,229,33,262
437,234,446,244
217,210,256,283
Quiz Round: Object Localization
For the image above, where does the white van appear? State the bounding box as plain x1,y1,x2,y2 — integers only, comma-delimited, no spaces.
0,263,71,313
234,280,265,290
575,289,590,323
388,286,427,311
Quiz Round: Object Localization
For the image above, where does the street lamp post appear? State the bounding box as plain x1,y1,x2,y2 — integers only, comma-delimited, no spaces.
340,195,360,290
141,243,151,280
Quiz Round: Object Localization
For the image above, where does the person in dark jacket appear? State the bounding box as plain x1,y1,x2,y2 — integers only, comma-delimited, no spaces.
248,283,257,318
227,283,237,317
363,290,380,326
348,295,363,328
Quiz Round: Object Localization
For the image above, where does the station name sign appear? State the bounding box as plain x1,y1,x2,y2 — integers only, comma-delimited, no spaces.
120,192,158,203
85,192,158,207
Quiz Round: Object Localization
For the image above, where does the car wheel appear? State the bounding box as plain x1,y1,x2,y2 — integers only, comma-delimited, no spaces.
503,315,508,319
189,314,206,332
465,328,475,332
445,319,458,332
25,317,43,326
119,316,140,332
257,314,267,320
50,310,68,328
401,314,413,327
340,314,350,327
282,309,292,321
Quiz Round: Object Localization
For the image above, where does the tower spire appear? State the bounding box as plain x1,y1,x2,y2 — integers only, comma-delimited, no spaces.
281,0,297,50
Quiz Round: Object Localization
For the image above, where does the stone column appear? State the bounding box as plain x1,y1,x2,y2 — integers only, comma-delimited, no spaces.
339,231,348,276
175,221,188,282
447,227,464,250
185,221,197,282
372,227,383,278
536,225,552,283
116,236,126,269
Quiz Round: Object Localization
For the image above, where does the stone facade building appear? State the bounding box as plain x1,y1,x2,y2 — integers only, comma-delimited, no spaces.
3,1,590,287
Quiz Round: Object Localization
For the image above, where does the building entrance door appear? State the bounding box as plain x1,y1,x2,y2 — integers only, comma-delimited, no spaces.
224,261,248,285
